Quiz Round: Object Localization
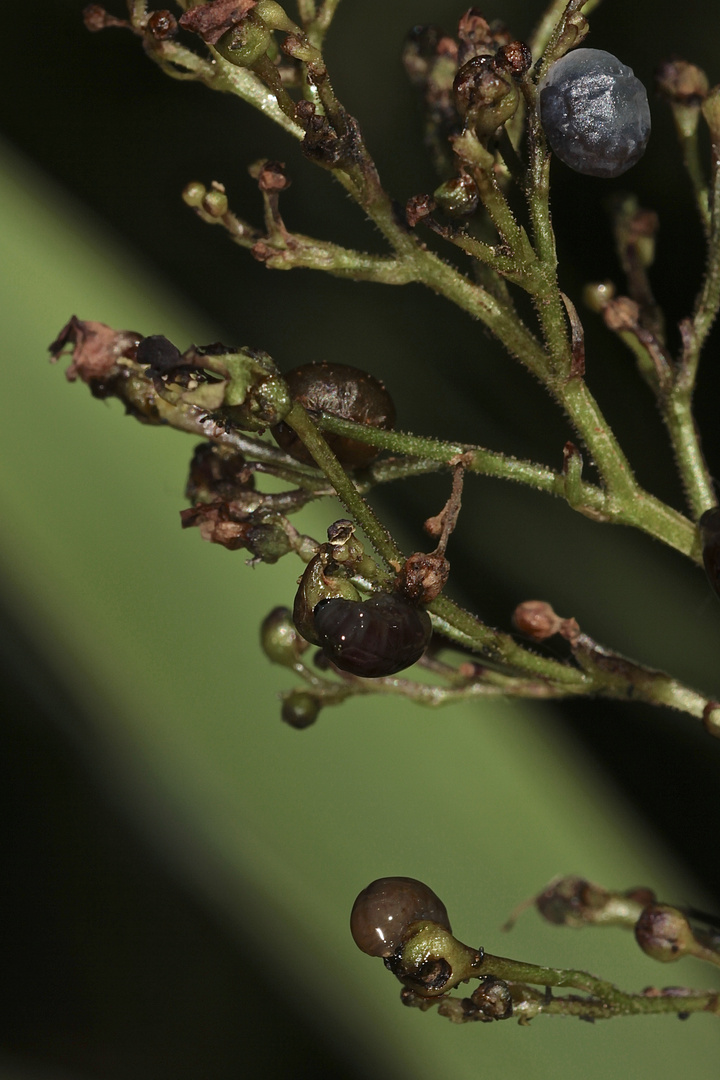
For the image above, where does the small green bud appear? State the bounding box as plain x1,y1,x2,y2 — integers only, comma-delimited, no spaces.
583,280,616,313
182,181,207,208
216,15,272,68
433,174,479,218
261,606,307,666
255,0,298,33
201,189,229,217
281,690,320,729
218,349,293,431
244,519,293,563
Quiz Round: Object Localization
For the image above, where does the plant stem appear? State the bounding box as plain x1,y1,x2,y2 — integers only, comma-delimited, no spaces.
282,403,404,567
482,952,719,1017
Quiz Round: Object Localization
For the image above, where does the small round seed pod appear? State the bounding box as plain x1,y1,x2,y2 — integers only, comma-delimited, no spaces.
281,690,320,730
538,48,651,178
272,363,395,467
634,904,696,962
350,877,451,957
313,593,432,677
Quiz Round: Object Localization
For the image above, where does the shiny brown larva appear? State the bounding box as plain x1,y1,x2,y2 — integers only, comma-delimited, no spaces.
313,593,432,677
350,877,451,957
272,362,395,467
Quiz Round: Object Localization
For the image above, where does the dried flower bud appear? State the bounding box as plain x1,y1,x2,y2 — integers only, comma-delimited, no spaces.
405,193,437,227
147,10,178,39
656,59,709,106
494,40,532,78
397,552,449,605
254,160,291,192
512,600,562,641
453,55,519,136
470,976,513,1020
185,443,253,504
635,904,696,962
179,0,257,45
82,4,127,31
602,296,642,333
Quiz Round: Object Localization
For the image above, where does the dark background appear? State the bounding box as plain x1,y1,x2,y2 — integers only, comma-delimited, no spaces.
2,1,720,1076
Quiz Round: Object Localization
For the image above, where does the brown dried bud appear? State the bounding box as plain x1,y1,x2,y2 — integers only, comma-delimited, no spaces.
635,904,696,962
397,552,449,605
405,193,437,227
535,877,609,928
470,976,513,1021
512,600,562,641
602,296,642,333
495,41,532,78
82,5,127,31
147,10,178,39
453,55,519,135
656,59,709,106
457,9,493,51
254,159,291,192
185,443,253,504
49,317,141,383
179,0,257,45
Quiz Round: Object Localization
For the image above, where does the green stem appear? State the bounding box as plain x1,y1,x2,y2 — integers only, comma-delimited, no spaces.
282,402,404,567
660,389,717,520
529,0,603,63
482,953,718,1017
317,414,606,506
678,163,720,390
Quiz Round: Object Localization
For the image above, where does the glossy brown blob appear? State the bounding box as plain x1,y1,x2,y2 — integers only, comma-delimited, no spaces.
272,363,395,467
313,593,432,677
350,877,451,957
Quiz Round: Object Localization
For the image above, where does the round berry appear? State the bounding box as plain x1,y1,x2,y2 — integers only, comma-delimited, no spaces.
538,48,651,178
350,877,451,957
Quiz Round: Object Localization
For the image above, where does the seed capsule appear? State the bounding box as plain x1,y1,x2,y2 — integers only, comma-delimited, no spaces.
350,877,451,957
313,593,432,677
538,48,651,178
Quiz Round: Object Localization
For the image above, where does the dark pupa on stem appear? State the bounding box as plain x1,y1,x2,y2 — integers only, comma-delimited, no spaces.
350,877,451,957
